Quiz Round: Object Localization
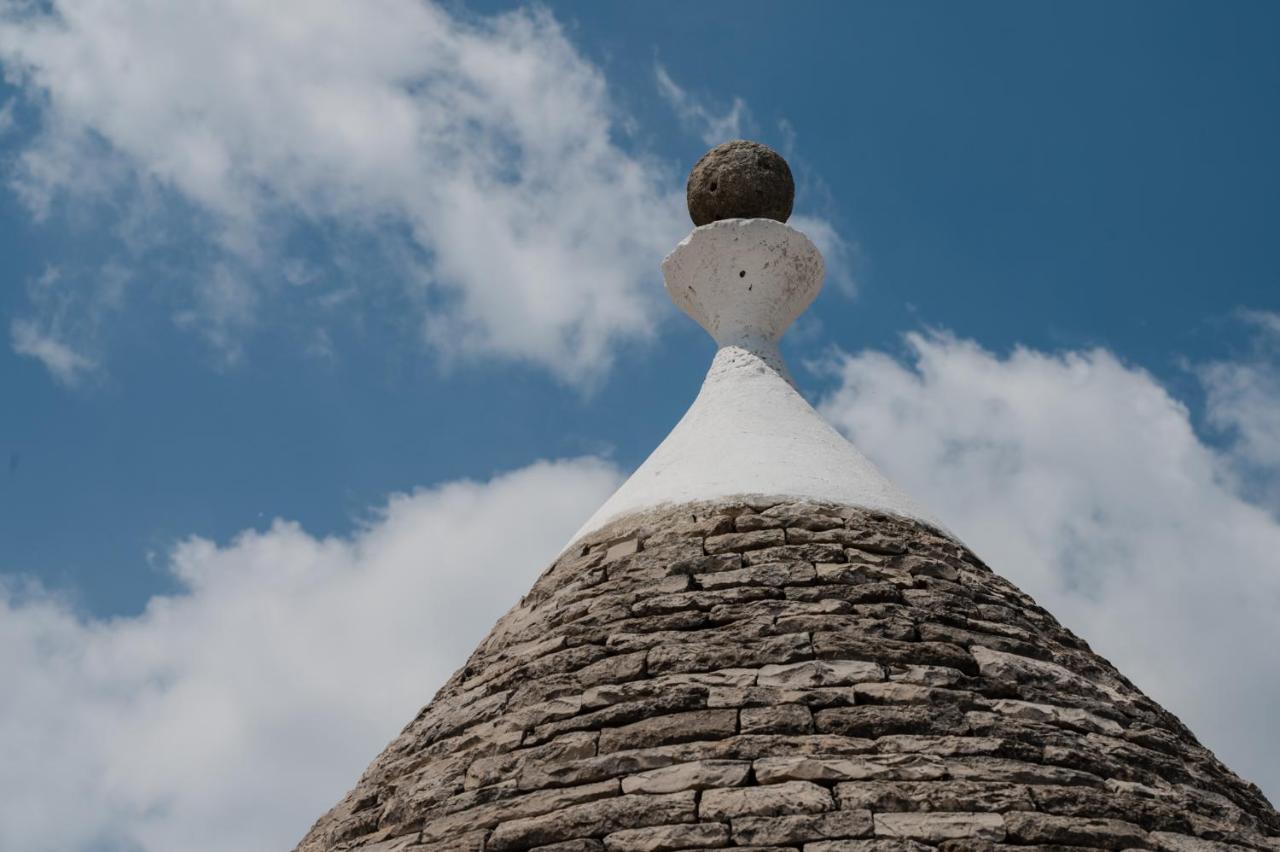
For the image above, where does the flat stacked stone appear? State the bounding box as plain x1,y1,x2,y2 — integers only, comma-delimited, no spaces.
295,500,1280,852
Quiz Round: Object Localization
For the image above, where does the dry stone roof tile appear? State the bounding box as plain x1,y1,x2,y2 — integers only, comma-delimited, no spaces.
295,500,1280,851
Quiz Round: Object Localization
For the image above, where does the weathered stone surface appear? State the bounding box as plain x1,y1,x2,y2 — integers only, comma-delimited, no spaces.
530,841,604,852
294,500,1280,852
837,780,1035,814
413,831,487,851
1002,810,1151,849
732,809,873,845
467,729,598,789
598,709,738,754
527,686,708,746
991,698,1124,736
875,735,1036,761
619,759,750,794
741,704,814,734
647,633,811,675
1149,831,1242,850
814,704,968,738
700,560,816,589
700,780,834,820
813,634,978,675
758,659,885,688
686,139,794,226
756,754,946,784
603,538,639,562
807,842,932,852
416,779,621,844
944,756,1105,787
874,811,1006,842
602,821,728,851
888,665,968,688
705,528,786,554
1028,782,1191,832
486,791,696,850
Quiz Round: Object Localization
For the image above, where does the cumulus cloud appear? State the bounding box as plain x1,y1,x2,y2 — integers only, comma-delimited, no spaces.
0,458,621,852
0,1,688,383
1200,311,1280,480
818,329,1280,800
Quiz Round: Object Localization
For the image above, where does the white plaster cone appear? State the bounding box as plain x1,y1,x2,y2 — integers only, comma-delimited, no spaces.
571,218,936,543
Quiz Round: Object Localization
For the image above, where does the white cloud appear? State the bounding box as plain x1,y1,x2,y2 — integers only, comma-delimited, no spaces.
0,1,687,384
173,265,260,366
654,63,750,146
0,457,622,852
1200,310,1280,475
818,330,1280,801
8,263,131,384
1,3,861,385
10,317,96,384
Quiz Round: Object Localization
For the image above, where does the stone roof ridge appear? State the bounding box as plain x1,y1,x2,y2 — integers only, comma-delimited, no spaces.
571,215,936,544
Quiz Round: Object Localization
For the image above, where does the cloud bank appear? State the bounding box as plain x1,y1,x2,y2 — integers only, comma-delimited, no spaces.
0,0,687,383
819,325,1280,802
0,459,622,852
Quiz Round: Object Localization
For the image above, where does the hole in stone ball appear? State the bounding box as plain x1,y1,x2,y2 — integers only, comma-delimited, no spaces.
709,182,718,192
739,270,746,278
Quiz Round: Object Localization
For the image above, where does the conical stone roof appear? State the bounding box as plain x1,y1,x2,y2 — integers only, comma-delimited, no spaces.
296,142,1280,852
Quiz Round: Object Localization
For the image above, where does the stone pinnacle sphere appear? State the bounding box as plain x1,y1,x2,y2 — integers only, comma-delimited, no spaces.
686,139,795,226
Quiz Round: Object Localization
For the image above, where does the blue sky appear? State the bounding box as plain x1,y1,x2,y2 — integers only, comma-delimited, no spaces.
5,1,1276,617
2,3,1279,851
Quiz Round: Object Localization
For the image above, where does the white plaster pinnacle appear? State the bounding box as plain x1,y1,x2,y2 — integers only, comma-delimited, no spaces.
571,217,935,544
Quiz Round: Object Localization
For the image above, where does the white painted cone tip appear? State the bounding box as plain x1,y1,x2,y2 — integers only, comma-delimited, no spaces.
570,218,937,545
663,218,824,349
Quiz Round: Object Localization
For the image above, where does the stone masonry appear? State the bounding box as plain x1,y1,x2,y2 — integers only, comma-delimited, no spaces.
295,499,1280,852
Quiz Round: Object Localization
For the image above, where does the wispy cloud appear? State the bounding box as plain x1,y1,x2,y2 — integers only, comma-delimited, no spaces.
10,318,96,385
173,265,259,366
0,97,15,135
654,62,751,145
0,2,687,385
1199,310,1280,503
7,263,130,384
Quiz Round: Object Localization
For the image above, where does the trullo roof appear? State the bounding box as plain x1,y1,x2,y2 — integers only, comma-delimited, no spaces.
295,143,1279,852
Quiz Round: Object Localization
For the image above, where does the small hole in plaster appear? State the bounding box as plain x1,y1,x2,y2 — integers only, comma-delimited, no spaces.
739,270,746,278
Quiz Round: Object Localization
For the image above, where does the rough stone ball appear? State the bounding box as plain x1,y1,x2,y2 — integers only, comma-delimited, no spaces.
686,140,795,226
